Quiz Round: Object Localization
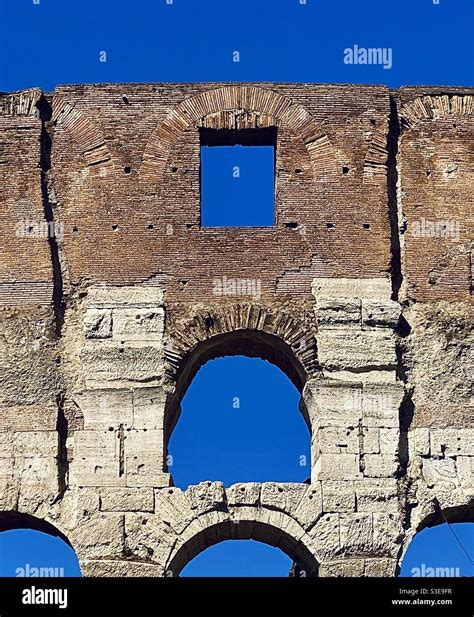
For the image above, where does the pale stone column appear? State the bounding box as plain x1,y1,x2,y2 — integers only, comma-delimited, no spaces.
64,286,171,568
304,278,405,576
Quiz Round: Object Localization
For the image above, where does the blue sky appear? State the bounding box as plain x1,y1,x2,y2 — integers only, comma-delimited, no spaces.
1,0,473,92
201,146,275,227
169,358,310,488
0,0,473,579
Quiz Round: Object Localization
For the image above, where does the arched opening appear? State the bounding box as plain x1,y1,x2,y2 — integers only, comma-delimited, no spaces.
180,539,293,577
400,503,474,578
167,519,318,577
400,522,473,577
166,330,311,488
0,512,81,577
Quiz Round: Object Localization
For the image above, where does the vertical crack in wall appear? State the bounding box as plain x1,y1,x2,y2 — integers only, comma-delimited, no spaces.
358,418,365,473
37,95,69,503
387,94,403,300
55,392,69,500
118,424,125,477
37,95,65,337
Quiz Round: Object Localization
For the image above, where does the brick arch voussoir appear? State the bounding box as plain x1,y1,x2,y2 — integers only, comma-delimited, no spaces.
52,99,114,177
400,94,473,129
163,302,319,388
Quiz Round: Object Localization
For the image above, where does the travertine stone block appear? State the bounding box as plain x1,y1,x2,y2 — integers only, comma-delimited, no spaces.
430,429,473,457
315,298,361,329
317,331,397,371
362,382,403,428
70,430,123,487
100,488,155,512
84,309,112,339
80,343,164,387
227,483,261,506
314,454,362,481
86,286,164,309
314,424,360,454
124,430,169,488
312,278,392,300
322,481,356,512
261,482,307,513
354,479,399,513
292,483,323,530
362,427,380,454
414,428,431,456
340,513,373,553
363,454,398,478
185,482,226,515
112,308,164,342
70,513,125,560
74,389,133,429
309,513,341,559
132,387,166,430
361,300,401,329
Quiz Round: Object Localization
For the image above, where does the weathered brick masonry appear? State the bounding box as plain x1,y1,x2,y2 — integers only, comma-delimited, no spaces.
0,83,472,576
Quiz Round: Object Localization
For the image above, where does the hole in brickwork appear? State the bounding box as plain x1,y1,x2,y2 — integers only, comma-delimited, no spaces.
342,166,350,175
284,222,298,229
124,166,132,174
200,127,276,227
362,223,371,230
112,225,119,231
326,223,335,229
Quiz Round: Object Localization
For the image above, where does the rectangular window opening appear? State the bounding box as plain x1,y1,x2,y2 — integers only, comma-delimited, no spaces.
200,127,277,228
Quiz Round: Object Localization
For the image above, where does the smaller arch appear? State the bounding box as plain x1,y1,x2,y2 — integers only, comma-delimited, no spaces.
400,94,473,129
0,88,42,117
0,511,74,549
399,503,474,577
166,518,319,577
363,121,389,181
52,99,114,175
414,498,474,534
0,510,82,577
